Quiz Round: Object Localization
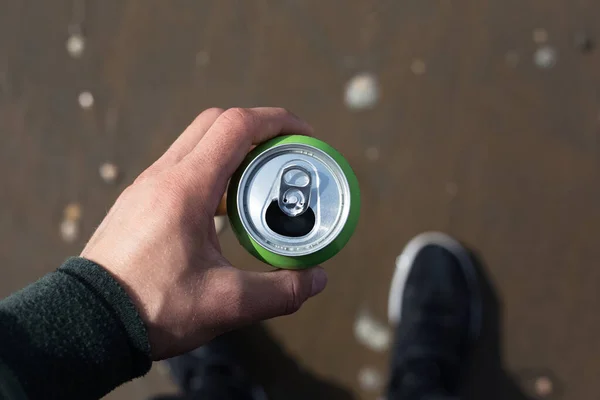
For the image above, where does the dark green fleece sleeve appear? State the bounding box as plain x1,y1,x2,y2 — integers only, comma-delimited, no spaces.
0,257,152,399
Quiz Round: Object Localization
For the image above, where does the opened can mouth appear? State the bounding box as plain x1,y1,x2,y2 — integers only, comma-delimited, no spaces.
236,143,351,257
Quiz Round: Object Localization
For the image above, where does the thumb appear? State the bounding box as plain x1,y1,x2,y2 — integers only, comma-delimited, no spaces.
238,267,328,323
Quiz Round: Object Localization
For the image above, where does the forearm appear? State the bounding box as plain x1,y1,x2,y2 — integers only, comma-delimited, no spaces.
0,257,152,399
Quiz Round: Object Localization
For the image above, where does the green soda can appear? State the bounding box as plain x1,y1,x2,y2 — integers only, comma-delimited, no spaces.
227,135,360,269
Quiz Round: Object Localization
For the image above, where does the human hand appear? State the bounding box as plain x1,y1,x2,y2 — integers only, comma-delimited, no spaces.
81,107,328,360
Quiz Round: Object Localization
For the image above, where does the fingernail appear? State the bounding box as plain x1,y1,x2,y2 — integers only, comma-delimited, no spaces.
310,267,328,297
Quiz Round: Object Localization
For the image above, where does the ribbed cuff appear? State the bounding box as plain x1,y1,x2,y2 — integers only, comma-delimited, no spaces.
59,257,152,376
0,257,152,399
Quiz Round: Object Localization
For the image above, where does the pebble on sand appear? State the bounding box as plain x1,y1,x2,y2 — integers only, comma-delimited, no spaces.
353,308,391,352
66,34,85,58
534,376,553,397
61,203,82,243
64,203,82,222
357,366,384,392
78,91,94,109
533,28,548,44
344,73,379,110
99,162,119,184
365,146,380,162
410,59,427,75
534,46,558,69
60,219,79,243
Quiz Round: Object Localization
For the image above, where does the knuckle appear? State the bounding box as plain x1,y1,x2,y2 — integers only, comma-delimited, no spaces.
225,107,251,119
283,272,305,315
116,183,135,202
200,107,225,120
271,107,294,120
134,167,156,184
221,107,256,131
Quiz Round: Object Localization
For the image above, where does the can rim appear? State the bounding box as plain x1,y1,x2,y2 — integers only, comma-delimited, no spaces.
228,135,361,269
237,142,349,256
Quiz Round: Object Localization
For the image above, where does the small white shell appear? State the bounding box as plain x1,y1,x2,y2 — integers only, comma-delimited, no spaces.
358,366,384,392
78,91,94,109
354,308,391,352
344,73,379,110
534,46,558,69
99,162,119,184
60,219,79,243
66,34,85,58
534,376,553,397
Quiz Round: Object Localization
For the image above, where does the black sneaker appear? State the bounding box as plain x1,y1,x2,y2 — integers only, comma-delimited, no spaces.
387,232,482,399
162,333,267,400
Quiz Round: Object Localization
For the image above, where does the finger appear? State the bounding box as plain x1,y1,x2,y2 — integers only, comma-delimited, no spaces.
232,267,327,324
152,107,224,172
182,107,313,196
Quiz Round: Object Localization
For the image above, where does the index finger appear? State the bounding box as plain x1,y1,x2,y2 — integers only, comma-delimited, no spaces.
186,107,313,191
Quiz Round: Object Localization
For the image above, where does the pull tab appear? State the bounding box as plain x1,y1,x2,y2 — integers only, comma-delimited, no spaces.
278,165,312,217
